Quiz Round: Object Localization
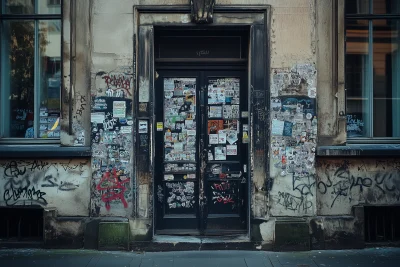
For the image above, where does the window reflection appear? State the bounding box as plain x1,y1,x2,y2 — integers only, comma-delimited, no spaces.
1,20,35,138
38,20,61,138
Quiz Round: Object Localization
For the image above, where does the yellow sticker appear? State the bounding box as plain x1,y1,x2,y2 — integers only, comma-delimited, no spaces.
156,122,163,131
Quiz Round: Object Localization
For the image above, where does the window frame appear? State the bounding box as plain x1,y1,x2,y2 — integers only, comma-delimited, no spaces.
345,0,400,143
0,0,62,144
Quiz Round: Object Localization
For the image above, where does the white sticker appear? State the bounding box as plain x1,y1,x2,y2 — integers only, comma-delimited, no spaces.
91,112,105,124
120,126,132,134
226,145,237,155
271,119,284,136
113,101,126,118
209,134,219,144
218,133,227,144
215,147,226,161
187,130,196,136
138,120,148,133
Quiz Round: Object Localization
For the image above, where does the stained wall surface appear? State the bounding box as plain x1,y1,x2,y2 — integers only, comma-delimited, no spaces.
0,159,90,216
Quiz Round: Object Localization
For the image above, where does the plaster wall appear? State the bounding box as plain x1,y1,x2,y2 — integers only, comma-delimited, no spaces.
0,159,90,216
316,158,400,216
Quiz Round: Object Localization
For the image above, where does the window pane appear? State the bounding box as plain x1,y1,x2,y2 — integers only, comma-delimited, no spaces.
346,0,370,15
37,0,61,15
1,20,35,138
2,0,35,14
373,0,400,14
346,20,371,138
38,20,61,138
373,19,400,137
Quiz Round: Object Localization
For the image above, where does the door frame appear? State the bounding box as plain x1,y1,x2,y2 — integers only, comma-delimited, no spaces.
133,5,271,239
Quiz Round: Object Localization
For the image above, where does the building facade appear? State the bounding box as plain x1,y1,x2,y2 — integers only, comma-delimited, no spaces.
0,0,399,250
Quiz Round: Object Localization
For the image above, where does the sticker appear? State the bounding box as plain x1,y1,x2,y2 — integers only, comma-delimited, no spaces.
139,78,150,102
187,174,196,179
241,111,249,118
215,147,226,161
226,145,237,155
308,87,317,98
113,101,126,118
209,134,219,144
208,120,223,134
127,120,133,126
187,130,196,136
174,142,184,151
271,119,285,136
157,122,163,131
91,112,105,124
283,121,293,137
218,132,227,144
138,120,148,133
243,132,249,143
306,113,312,120
209,106,223,118
226,131,238,145
164,174,174,181
120,126,132,134
243,124,249,131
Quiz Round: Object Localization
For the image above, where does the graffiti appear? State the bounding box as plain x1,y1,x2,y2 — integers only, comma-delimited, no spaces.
2,160,87,177
211,182,236,205
4,161,26,178
292,174,315,196
3,186,47,206
317,160,400,208
96,168,130,210
101,73,132,97
165,182,195,209
275,191,312,212
75,95,87,118
41,175,79,191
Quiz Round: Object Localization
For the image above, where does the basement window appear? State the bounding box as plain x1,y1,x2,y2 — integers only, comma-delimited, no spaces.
0,207,43,242
365,206,400,243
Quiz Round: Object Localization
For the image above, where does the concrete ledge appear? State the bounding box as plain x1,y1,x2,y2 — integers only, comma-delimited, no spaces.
317,144,400,157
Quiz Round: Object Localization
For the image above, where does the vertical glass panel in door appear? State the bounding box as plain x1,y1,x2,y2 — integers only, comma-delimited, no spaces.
162,78,198,213
206,78,243,217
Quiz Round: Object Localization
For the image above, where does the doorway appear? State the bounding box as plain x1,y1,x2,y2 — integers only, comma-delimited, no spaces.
155,70,248,235
153,28,249,236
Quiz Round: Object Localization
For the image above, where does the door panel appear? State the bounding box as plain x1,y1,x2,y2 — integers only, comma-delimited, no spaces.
203,73,248,233
155,70,248,235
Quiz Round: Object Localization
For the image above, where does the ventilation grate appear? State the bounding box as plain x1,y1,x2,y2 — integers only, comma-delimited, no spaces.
365,206,400,243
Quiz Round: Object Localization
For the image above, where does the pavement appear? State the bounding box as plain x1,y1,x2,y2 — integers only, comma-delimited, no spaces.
0,247,399,267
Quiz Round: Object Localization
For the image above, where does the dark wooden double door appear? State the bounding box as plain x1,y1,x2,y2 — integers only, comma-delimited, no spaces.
155,69,249,235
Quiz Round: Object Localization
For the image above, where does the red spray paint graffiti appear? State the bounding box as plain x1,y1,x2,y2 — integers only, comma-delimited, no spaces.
102,75,132,96
96,168,130,210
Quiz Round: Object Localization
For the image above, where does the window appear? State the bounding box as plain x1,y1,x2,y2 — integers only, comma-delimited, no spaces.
0,0,61,141
345,0,400,140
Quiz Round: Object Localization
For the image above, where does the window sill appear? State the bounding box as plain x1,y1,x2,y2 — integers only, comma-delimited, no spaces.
317,144,400,157
0,145,91,158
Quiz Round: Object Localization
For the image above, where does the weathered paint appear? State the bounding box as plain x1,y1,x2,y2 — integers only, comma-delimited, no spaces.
0,159,90,216
316,158,400,215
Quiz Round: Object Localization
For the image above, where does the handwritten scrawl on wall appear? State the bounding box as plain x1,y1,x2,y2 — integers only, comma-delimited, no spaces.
268,63,317,216
0,159,89,214
91,67,134,216
316,159,400,215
